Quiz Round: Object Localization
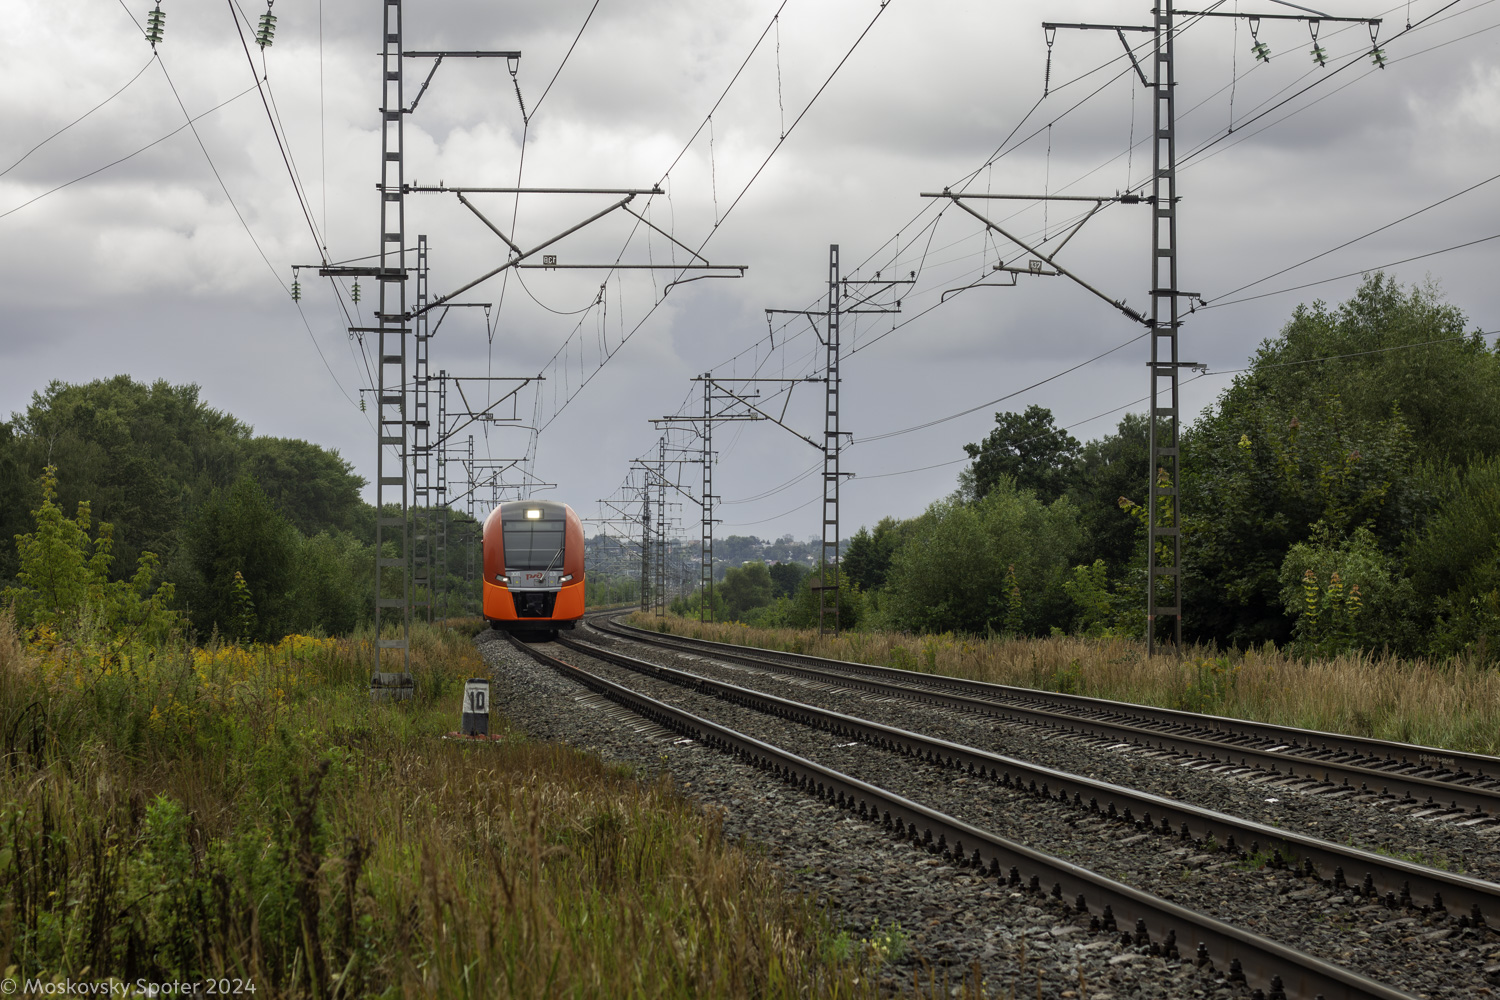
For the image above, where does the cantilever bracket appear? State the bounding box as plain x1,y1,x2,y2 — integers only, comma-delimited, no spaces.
922,191,1149,327
1118,29,1149,87
401,51,524,116
940,274,1018,303
662,269,747,295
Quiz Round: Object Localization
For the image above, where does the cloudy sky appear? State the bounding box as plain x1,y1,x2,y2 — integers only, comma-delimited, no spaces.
5,0,1499,549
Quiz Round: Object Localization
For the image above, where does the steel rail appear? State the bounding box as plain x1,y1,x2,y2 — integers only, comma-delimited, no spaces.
558,632,1500,926
503,632,1416,1000
594,618,1500,816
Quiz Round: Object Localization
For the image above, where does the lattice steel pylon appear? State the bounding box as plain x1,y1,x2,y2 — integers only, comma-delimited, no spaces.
465,433,476,604
639,484,652,613
1147,2,1182,655
373,0,412,699
651,381,765,622
412,235,432,624
435,368,448,619
700,380,714,621
820,244,842,636
655,438,667,615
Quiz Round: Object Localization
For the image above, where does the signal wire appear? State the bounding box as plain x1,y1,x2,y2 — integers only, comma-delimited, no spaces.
693,0,896,245
223,1,378,416
587,3,1180,450
687,2,1488,523
1200,232,1500,309
851,327,1500,487
159,56,363,412
532,0,601,119
2,57,155,178
0,80,259,221
1180,12,1500,171
1179,0,1468,167
228,1,330,265
750,0,1485,382
110,0,367,416
1202,169,1500,305
708,14,1207,384
719,459,822,506
536,0,892,433
722,492,823,528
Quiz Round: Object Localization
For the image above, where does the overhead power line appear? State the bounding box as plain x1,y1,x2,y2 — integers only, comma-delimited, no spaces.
1202,232,1500,309
2,57,155,178
856,327,1500,486
1179,0,1470,167
536,0,896,433
1205,327,1499,375
1204,169,1500,304
0,76,260,222
152,47,363,414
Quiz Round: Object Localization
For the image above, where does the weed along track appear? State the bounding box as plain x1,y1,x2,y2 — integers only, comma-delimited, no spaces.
479,623,1500,999
595,618,1500,823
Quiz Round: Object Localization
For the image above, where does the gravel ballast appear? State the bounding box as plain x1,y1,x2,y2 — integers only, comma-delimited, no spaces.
478,627,1500,999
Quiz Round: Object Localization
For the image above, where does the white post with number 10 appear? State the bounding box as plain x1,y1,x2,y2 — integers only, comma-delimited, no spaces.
462,678,490,736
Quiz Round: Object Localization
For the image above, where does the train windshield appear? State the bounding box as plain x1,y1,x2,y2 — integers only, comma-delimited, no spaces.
502,521,565,571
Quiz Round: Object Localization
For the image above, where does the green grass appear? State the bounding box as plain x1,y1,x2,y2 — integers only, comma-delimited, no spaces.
0,611,915,998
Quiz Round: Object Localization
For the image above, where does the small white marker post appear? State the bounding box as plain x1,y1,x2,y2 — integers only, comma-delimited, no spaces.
461,678,490,736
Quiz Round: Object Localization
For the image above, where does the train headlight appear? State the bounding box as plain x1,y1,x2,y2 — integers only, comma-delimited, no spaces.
525,508,542,519
560,574,573,583
496,575,508,583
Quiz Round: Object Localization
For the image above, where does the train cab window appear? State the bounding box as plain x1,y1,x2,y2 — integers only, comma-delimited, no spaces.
502,521,565,570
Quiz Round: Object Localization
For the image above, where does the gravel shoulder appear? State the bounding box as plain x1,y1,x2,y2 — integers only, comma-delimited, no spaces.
479,628,1500,999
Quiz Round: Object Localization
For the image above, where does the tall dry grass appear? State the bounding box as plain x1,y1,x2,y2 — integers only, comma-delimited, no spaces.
631,614,1500,756
0,610,912,998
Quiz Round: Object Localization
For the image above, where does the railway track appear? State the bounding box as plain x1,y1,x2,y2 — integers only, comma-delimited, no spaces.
502,632,1416,1000
479,621,1500,999
593,616,1500,825
555,628,1500,927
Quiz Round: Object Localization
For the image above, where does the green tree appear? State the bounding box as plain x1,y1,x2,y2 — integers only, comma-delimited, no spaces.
1176,276,1478,646
0,420,37,587
241,437,366,537
670,586,729,621
720,561,774,619
229,570,258,644
1402,456,1500,657
961,404,1080,504
1183,393,1415,646
842,517,905,592
0,377,378,633
282,530,372,636
785,572,863,631
883,478,1083,635
1240,274,1499,466
177,477,300,642
767,560,808,600
1404,456,1500,604
1062,559,1141,639
1064,413,1149,574
3,377,251,582
5,467,179,644
1278,525,1418,656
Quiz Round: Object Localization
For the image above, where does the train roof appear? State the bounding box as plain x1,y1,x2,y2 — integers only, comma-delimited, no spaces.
492,500,575,522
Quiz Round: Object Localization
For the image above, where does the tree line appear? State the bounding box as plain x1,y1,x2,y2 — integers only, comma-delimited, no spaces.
10,274,1498,659
0,376,482,642
674,275,1500,660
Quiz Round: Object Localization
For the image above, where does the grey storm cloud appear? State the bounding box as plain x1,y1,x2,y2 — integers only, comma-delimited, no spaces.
3,0,1499,539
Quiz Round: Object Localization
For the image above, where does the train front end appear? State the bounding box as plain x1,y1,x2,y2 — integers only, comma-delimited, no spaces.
482,501,585,633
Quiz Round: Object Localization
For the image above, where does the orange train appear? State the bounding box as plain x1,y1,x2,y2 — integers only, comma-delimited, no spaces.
481,500,585,633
